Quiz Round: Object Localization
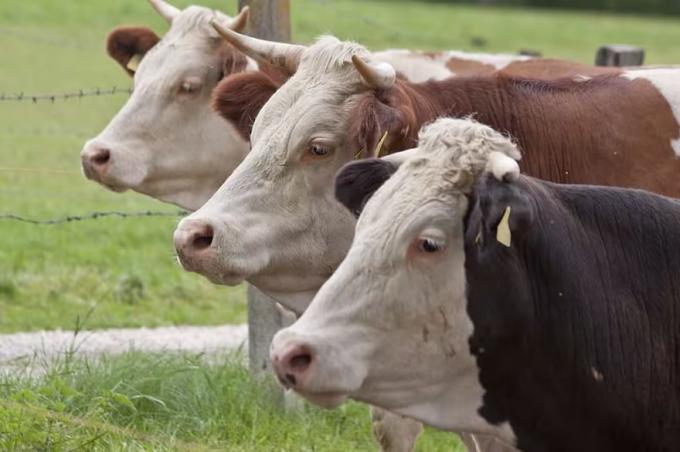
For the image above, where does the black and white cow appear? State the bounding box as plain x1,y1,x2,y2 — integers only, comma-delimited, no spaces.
270,118,680,452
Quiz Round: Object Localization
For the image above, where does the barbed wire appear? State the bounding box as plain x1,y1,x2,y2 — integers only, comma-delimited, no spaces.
0,210,188,226
0,86,132,104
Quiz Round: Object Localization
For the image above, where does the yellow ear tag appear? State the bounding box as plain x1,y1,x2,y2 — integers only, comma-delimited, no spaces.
496,206,512,247
475,228,482,245
127,54,143,72
373,131,389,158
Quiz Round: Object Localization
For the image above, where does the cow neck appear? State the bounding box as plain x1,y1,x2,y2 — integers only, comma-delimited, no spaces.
464,177,680,451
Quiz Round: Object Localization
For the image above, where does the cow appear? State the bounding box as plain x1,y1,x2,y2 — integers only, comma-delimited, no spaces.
270,118,680,452
81,1,545,211
174,31,680,452
175,30,680,313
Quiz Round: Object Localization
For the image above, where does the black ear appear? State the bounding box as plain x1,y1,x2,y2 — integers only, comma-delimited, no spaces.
335,159,398,217
107,26,160,76
465,173,534,249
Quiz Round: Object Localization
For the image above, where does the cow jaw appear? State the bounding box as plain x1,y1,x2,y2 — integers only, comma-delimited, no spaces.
82,6,250,211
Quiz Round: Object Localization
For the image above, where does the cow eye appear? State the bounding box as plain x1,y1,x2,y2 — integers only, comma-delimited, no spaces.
417,238,445,253
307,143,334,159
178,78,202,95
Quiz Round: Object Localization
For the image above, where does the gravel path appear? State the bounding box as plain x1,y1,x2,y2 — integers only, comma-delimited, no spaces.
0,324,248,372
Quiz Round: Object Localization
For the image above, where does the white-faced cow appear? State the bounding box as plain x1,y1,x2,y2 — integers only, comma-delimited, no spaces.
175,31,680,452
271,118,680,452
175,31,680,312
81,1,548,212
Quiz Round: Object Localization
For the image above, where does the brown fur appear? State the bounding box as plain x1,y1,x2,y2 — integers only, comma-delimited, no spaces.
500,58,621,78
446,57,496,76
212,64,288,140
347,73,680,197
218,43,249,79
106,26,160,76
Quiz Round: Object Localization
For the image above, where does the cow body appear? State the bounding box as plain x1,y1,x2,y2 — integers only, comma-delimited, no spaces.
270,119,680,451
177,35,680,310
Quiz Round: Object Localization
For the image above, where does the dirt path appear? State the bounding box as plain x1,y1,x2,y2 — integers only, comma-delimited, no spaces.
0,324,248,372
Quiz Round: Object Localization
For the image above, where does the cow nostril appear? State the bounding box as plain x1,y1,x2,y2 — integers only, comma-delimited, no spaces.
91,149,111,166
290,353,312,372
190,224,214,250
285,373,297,386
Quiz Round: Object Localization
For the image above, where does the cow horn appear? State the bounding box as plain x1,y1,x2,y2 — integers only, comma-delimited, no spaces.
147,0,180,23
229,6,249,33
211,21,304,74
351,55,396,90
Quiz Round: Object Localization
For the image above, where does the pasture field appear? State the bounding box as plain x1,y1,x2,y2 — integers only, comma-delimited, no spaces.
0,351,456,451
2,0,680,450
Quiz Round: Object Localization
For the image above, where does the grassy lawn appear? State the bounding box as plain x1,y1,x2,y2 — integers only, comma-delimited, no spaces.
0,351,459,451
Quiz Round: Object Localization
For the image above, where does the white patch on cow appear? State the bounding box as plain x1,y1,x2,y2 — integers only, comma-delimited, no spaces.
622,69,680,156
270,119,521,443
573,74,591,82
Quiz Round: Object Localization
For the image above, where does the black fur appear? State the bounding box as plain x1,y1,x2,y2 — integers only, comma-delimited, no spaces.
334,158,398,217
464,174,680,451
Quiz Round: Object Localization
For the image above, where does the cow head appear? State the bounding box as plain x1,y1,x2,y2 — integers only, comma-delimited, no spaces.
174,29,429,311
81,1,252,211
268,119,521,441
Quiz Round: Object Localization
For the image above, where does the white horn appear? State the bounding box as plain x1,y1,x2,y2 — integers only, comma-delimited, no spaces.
382,147,418,166
148,0,180,23
351,55,396,90
211,21,304,74
487,151,520,182
229,6,249,33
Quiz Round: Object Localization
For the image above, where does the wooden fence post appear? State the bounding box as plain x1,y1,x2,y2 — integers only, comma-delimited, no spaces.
235,0,295,379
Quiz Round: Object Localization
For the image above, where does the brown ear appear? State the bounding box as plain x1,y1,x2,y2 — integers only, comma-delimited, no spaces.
107,26,160,76
219,44,250,79
212,71,284,140
347,91,414,159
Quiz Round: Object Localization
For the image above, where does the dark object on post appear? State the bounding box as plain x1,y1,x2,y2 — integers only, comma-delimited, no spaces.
595,45,644,67
519,49,543,58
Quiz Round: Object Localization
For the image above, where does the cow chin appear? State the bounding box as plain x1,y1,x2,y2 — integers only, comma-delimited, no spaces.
296,390,348,409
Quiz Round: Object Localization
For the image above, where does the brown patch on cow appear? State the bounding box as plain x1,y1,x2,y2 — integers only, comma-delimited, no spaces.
346,72,680,197
107,26,160,76
422,325,430,343
212,65,288,140
446,57,496,77
219,43,249,79
500,58,621,79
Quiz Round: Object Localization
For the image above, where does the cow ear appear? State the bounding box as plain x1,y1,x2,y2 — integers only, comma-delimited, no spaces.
219,44,250,79
347,93,412,158
212,71,283,141
466,173,534,249
335,159,398,217
107,26,160,76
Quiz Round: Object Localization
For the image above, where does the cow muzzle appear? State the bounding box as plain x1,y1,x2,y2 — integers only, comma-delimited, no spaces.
174,218,250,285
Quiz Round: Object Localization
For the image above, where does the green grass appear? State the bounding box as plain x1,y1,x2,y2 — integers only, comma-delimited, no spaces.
0,352,461,451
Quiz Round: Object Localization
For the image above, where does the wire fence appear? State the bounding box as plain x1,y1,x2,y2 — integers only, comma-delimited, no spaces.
0,86,132,104
0,210,188,226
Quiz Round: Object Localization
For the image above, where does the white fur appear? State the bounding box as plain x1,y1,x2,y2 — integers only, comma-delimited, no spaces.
622,69,680,156
271,118,520,444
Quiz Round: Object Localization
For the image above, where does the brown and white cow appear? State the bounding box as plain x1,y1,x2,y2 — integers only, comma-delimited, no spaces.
270,118,680,451
81,1,546,211
175,31,680,312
